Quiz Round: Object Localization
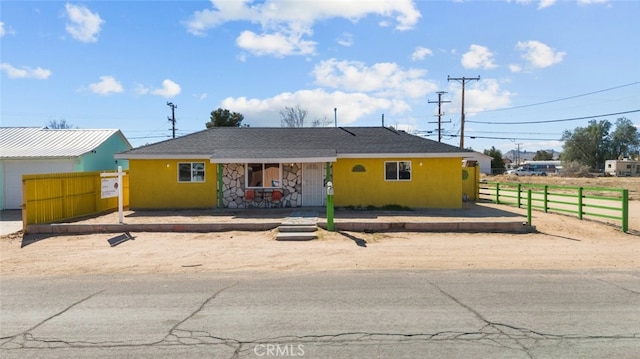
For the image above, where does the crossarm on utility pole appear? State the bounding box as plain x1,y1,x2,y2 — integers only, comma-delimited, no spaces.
447,76,480,149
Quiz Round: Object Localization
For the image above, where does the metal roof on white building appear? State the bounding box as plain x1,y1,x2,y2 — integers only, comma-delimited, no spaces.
0,127,131,159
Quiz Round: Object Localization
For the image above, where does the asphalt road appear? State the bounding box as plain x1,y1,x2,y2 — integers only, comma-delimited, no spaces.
1,270,639,358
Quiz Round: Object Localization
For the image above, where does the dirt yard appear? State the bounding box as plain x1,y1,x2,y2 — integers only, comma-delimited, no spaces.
2,176,638,277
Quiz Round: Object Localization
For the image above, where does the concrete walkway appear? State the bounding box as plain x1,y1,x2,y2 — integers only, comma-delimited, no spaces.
21,202,533,235
0,210,22,236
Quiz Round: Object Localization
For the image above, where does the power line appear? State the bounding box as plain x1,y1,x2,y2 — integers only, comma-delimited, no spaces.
415,131,559,142
467,130,559,135
127,135,172,140
467,81,640,114
468,135,560,141
467,109,640,125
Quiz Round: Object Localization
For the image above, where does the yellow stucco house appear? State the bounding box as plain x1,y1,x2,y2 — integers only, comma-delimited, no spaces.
115,127,476,210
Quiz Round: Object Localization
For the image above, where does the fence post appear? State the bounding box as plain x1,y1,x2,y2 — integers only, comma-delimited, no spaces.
622,189,628,232
527,189,532,227
475,164,480,201
578,187,583,220
495,183,500,204
517,183,522,208
117,166,124,224
543,185,548,213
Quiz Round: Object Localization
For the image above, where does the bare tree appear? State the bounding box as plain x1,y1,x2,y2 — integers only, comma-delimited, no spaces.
280,105,308,127
311,115,332,128
47,119,74,129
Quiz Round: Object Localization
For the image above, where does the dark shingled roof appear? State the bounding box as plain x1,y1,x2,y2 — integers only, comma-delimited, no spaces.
116,127,473,161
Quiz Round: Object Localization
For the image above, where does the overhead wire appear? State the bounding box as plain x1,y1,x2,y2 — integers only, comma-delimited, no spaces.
465,81,640,114
466,109,640,125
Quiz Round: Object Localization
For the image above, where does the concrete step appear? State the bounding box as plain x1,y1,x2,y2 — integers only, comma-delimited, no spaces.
278,225,317,232
276,232,318,241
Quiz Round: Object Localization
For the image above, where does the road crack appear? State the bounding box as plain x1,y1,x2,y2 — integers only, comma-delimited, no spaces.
595,278,640,295
2,281,637,356
1,288,106,348
428,280,539,358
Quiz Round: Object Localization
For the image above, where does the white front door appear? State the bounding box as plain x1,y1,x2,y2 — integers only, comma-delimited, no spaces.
302,163,325,206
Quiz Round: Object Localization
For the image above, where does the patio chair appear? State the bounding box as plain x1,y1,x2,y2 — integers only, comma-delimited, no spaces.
269,190,283,208
245,189,257,208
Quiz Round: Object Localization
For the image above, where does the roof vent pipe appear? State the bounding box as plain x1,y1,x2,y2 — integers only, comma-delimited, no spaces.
382,114,384,127
334,108,337,128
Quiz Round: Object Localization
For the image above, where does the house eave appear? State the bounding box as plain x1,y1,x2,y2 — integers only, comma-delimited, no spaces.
209,156,337,164
337,152,471,159
114,154,212,160
116,152,474,161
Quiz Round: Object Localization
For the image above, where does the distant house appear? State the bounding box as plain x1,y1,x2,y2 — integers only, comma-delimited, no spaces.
0,127,132,209
464,152,492,175
115,126,478,210
605,159,640,177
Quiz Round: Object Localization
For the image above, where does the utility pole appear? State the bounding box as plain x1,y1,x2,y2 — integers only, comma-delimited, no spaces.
167,102,177,139
447,75,480,149
428,91,451,142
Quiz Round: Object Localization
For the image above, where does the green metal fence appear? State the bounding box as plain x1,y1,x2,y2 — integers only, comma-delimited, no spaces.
479,181,629,232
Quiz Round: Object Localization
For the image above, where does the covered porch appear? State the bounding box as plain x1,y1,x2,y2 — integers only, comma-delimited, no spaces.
212,149,335,209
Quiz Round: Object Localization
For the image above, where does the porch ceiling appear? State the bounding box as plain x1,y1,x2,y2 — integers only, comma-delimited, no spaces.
209,148,337,164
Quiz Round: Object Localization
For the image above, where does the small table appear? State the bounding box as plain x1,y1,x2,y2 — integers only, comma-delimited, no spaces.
260,189,273,208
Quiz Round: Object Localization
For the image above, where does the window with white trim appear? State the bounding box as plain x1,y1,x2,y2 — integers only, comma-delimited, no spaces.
178,162,205,182
385,161,411,181
247,163,281,188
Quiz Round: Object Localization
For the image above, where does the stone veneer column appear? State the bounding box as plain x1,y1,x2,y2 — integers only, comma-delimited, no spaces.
282,163,302,207
222,163,245,208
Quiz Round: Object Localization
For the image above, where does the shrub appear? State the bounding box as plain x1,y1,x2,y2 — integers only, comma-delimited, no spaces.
560,161,592,177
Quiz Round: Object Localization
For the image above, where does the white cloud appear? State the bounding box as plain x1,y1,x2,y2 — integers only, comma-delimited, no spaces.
336,32,354,47
461,44,497,70
88,75,123,95
151,79,182,98
220,88,406,127
0,63,51,79
578,0,609,4
133,84,150,96
194,93,208,100
236,53,248,62
411,46,433,61
509,0,556,9
312,58,437,98
236,29,316,57
65,3,104,43
186,0,420,34
511,0,608,9
184,0,420,57
537,0,557,9
516,40,565,68
0,21,14,37
446,78,514,115
509,64,522,73
134,79,181,98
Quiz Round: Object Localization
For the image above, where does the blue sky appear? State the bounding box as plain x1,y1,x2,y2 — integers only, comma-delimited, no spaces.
1,0,639,154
